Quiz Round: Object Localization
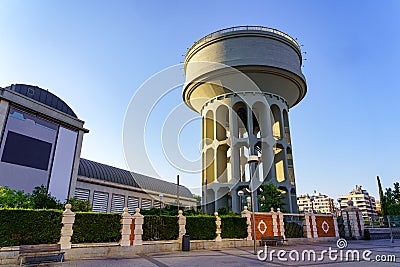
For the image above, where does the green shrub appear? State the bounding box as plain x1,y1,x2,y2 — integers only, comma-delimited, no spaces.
186,216,216,240
71,212,121,243
284,221,303,238
142,215,179,241
66,197,92,212
0,185,63,210
220,216,247,238
218,207,228,215
0,209,62,246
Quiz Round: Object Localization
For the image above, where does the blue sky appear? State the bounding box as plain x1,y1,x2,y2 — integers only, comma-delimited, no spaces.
1,0,399,201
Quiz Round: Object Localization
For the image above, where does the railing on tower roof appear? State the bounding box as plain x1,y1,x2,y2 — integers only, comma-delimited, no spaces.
187,26,300,55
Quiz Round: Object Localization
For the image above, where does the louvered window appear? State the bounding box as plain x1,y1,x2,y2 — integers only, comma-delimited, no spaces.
92,191,109,212
141,198,152,210
127,196,139,214
74,188,90,201
153,200,161,209
111,194,125,213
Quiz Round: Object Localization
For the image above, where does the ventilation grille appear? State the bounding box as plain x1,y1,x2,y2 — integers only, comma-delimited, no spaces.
111,194,125,213
92,191,109,212
127,197,139,214
141,198,152,210
153,200,161,208
74,188,90,201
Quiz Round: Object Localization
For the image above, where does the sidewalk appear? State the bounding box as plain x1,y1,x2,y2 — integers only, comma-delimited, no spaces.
50,239,398,267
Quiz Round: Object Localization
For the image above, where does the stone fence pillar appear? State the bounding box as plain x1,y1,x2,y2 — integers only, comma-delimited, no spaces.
177,210,186,240
59,204,75,250
303,212,313,239
277,208,285,238
241,206,252,240
271,208,279,236
120,207,132,246
215,212,222,242
132,208,144,245
311,213,318,238
342,200,364,239
333,214,340,238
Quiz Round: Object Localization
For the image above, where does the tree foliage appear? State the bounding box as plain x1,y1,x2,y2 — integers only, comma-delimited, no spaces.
377,176,386,216
0,185,63,209
67,197,92,212
257,183,286,212
30,185,63,210
384,182,400,215
0,186,31,208
0,185,92,211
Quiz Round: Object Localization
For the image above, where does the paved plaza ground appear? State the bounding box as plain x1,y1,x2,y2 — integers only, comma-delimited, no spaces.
30,239,400,267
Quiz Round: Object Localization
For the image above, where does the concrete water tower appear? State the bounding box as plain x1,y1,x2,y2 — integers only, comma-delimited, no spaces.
183,26,307,213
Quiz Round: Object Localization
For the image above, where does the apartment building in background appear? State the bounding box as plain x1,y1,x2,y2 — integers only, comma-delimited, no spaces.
338,185,378,219
297,191,334,214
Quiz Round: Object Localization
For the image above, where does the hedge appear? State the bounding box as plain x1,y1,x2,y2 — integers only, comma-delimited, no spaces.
220,216,248,238
0,209,62,247
284,221,303,238
143,215,179,241
186,216,217,240
71,212,121,243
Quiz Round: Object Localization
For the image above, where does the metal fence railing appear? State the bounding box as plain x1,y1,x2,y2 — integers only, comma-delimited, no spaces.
186,26,300,57
363,215,400,241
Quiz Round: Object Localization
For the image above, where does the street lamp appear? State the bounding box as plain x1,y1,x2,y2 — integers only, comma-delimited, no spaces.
238,190,244,211
159,194,163,216
248,154,259,255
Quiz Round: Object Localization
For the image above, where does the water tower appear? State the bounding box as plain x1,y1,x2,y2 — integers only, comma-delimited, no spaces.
183,26,307,213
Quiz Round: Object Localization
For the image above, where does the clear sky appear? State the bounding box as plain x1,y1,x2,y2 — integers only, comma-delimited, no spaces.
1,0,399,202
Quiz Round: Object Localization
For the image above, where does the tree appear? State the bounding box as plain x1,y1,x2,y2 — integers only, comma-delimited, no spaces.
30,185,63,210
257,183,286,212
0,185,63,210
0,186,31,208
192,194,202,209
218,206,228,215
384,182,400,215
66,197,92,212
377,176,387,216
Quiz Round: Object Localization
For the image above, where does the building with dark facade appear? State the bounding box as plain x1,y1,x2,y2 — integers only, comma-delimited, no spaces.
0,84,196,210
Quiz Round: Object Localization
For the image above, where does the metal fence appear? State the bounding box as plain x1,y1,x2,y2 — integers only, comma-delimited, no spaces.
363,215,400,241
186,25,300,55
